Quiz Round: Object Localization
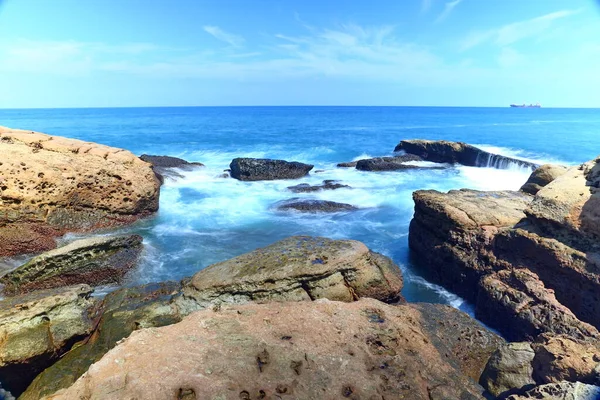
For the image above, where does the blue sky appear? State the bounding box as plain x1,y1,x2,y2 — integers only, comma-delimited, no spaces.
0,0,598,107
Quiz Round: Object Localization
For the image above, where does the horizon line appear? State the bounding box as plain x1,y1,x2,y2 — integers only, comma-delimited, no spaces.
0,105,598,110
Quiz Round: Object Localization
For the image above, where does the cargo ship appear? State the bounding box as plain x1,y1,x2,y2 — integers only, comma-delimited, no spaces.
510,103,541,108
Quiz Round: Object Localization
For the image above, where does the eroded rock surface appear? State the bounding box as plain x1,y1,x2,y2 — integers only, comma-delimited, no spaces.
480,342,537,398
47,299,495,400
230,158,313,181
0,127,160,256
0,235,143,296
505,381,600,400
275,199,358,213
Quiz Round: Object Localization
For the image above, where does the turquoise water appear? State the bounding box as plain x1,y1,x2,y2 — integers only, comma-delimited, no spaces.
1,106,599,311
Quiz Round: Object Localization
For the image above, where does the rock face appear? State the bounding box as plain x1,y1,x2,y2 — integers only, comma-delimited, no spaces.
0,285,96,395
287,180,350,193
229,158,313,181
505,381,600,400
275,199,358,213
396,139,538,170
139,154,204,183
47,298,499,400
0,127,160,257
356,155,444,171
480,342,537,398
0,235,143,296
520,164,568,195
337,161,360,167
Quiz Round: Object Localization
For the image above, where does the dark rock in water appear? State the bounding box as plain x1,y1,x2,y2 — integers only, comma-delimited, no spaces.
356,155,442,171
0,285,97,396
287,180,350,193
337,161,359,167
395,140,538,170
520,164,568,195
276,199,358,213
140,154,204,183
0,235,143,296
230,158,313,181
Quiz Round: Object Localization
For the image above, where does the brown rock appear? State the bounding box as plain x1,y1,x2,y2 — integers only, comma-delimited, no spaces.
0,126,160,256
480,342,537,398
520,164,568,195
46,299,489,400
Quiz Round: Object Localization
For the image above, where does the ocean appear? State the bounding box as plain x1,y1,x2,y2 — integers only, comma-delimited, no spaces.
1,106,599,313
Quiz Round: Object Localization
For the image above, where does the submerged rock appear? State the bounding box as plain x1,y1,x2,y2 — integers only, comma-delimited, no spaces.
0,127,160,257
520,164,568,195
287,180,350,193
47,298,494,400
229,157,313,181
396,139,538,170
139,154,204,183
0,235,143,296
275,199,358,213
0,285,96,396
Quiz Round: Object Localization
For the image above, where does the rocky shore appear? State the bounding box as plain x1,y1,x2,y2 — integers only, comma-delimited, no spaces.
1,128,597,399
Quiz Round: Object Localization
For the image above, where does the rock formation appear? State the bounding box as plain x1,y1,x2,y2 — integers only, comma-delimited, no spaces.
505,381,600,400
139,154,204,183
356,155,444,171
0,235,143,296
0,127,160,256
229,158,313,181
396,139,538,170
520,164,568,195
287,180,350,193
275,199,358,213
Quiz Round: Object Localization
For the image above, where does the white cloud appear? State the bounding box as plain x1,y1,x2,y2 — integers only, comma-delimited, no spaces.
435,0,463,23
203,26,245,47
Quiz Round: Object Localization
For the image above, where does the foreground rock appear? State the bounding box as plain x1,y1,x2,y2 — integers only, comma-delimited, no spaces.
0,285,96,395
139,154,204,183
275,199,358,213
0,127,160,256
0,235,143,296
396,139,538,170
287,180,350,193
48,298,500,400
520,164,568,195
21,236,404,398
230,158,313,181
506,381,600,400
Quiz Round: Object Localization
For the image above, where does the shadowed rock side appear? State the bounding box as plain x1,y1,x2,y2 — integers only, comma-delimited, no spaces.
0,235,143,296
229,158,313,181
46,299,498,400
139,154,204,183
0,127,160,256
287,180,350,193
0,285,96,395
395,139,539,170
520,164,568,195
20,236,404,399
275,199,358,213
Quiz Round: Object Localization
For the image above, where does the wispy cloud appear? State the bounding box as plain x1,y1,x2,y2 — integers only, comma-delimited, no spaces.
421,0,433,14
435,0,462,23
461,9,580,50
203,26,245,47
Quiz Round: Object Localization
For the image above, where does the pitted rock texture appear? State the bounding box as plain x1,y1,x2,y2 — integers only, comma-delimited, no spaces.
0,126,160,256
0,285,96,395
229,158,313,181
0,235,143,296
46,299,495,400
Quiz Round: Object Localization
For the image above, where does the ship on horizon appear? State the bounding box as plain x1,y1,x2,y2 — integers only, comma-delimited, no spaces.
510,103,541,108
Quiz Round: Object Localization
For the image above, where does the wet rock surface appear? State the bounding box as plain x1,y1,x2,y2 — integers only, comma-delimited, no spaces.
0,126,160,257
287,180,350,193
0,235,143,296
139,154,204,183
275,199,358,213
47,299,492,400
356,155,443,171
229,158,313,181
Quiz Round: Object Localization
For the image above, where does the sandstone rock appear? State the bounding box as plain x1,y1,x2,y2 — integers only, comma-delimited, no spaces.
505,381,600,400
287,180,350,193
476,269,599,342
0,126,160,256
275,199,358,213
176,236,403,314
0,285,96,395
0,235,143,296
139,154,204,183
20,282,182,400
521,164,568,195
46,299,489,400
396,139,538,170
356,155,443,171
480,342,537,398
229,158,313,181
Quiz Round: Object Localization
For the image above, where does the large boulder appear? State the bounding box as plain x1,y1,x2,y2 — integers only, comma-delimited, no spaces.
480,342,537,398
0,285,96,395
46,298,497,400
505,381,600,400
0,127,160,256
275,199,358,213
520,164,568,195
0,235,143,296
229,158,313,181
396,139,538,170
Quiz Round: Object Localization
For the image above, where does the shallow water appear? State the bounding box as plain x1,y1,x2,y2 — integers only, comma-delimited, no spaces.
1,106,598,312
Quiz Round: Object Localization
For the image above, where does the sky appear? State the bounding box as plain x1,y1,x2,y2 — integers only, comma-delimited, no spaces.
0,0,599,108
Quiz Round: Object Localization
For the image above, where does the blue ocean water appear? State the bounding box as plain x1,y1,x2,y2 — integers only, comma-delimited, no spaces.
1,106,599,311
